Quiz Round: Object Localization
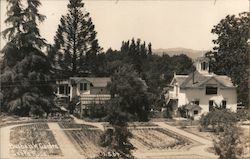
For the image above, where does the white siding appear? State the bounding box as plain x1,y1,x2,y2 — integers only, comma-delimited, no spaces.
179,87,237,114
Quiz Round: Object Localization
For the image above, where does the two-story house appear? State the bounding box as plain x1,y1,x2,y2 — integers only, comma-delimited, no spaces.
165,57,237,119
56,77,111,116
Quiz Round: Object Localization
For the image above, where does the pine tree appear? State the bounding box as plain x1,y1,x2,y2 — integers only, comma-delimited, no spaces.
148,42,152,55
1,0,54,116
53,0,102,78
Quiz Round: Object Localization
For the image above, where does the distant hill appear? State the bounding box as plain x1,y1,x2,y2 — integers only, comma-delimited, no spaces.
153,48,209,59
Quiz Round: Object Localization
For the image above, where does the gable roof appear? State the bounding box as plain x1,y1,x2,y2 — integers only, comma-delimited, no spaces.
69,77,111,87
171,75,188,86
172,71,235,88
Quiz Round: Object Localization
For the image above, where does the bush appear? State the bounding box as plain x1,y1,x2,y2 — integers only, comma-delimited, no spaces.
236,109,250,121
99,126,134,159
200,109,237,133
214,124,243,159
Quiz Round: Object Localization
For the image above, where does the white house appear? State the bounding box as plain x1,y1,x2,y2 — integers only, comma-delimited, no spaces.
56,77,111,100
56,77,111,116
165,57,237,119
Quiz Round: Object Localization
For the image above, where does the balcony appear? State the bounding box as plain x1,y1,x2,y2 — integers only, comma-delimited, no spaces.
165,91,178,104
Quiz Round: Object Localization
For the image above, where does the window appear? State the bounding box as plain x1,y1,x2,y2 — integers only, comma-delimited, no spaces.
84,83,87,91
67,86,70,94
80,83,88,91
206,86,218,95
193,100,200,105
194,110,199,115
80,83,83,91
209,100,214,111
222,100,227,109
201,62,207,71
59,85,65,94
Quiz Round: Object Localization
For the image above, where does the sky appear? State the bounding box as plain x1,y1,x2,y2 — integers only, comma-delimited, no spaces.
0,0,249,51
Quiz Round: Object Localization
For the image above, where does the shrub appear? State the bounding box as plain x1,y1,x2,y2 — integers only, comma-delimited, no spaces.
200,109,237,133
214,124,243,159
236,109,250,121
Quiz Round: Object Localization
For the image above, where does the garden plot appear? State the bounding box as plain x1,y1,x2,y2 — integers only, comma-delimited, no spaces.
128,122,158,128
130,128,192,151
10,123,62,157
64,129,103,158
58,122,96,129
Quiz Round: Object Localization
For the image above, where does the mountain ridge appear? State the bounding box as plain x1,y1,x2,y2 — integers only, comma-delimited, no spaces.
153,47,209,59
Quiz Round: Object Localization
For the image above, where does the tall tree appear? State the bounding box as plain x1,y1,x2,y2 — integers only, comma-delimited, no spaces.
1,0,54,116
107,64,150,121
53,0,102,77
208,12,249,106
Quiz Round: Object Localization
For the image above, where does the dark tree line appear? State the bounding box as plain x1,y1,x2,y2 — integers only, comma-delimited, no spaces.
98,41,194,110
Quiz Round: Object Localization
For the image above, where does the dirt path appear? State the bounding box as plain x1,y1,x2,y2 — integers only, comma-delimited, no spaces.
0,125,15,159
70,115,105,131
47,122,82,158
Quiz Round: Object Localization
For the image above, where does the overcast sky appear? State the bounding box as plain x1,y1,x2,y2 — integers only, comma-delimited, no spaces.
0,0,249,51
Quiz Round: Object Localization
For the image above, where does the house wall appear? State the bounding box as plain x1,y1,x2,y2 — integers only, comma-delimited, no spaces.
180,87,237,114
90,87,109,94
76,82,91,95
219,88,237,112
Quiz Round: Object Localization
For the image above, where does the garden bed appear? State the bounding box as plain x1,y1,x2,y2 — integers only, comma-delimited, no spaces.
0,117,72,128
10,123,62,157
128,122,158,127
58,122,97,129
64,129,103,158
130,128,192,151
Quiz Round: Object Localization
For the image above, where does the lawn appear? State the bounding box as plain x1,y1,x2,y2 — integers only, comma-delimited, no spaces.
10,123,62,157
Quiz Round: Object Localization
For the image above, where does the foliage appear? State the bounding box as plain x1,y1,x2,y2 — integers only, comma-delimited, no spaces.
87,103,107,119
236,109,250,121
97,65,153,159
200,109,237,133
107,64,151,122
98,126,134,159
97,99,135,159
213,124,243,159
207,12,249,107
52,0,102,78
1,0,54,116
102,45,194,111
177,106,188,118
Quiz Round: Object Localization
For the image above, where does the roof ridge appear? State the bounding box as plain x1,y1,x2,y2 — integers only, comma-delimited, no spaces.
180,71,201,87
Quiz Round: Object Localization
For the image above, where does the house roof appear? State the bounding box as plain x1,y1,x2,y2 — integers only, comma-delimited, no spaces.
172,71,235,88
69,77,111,87
85,77,111,87
172,75,189,86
